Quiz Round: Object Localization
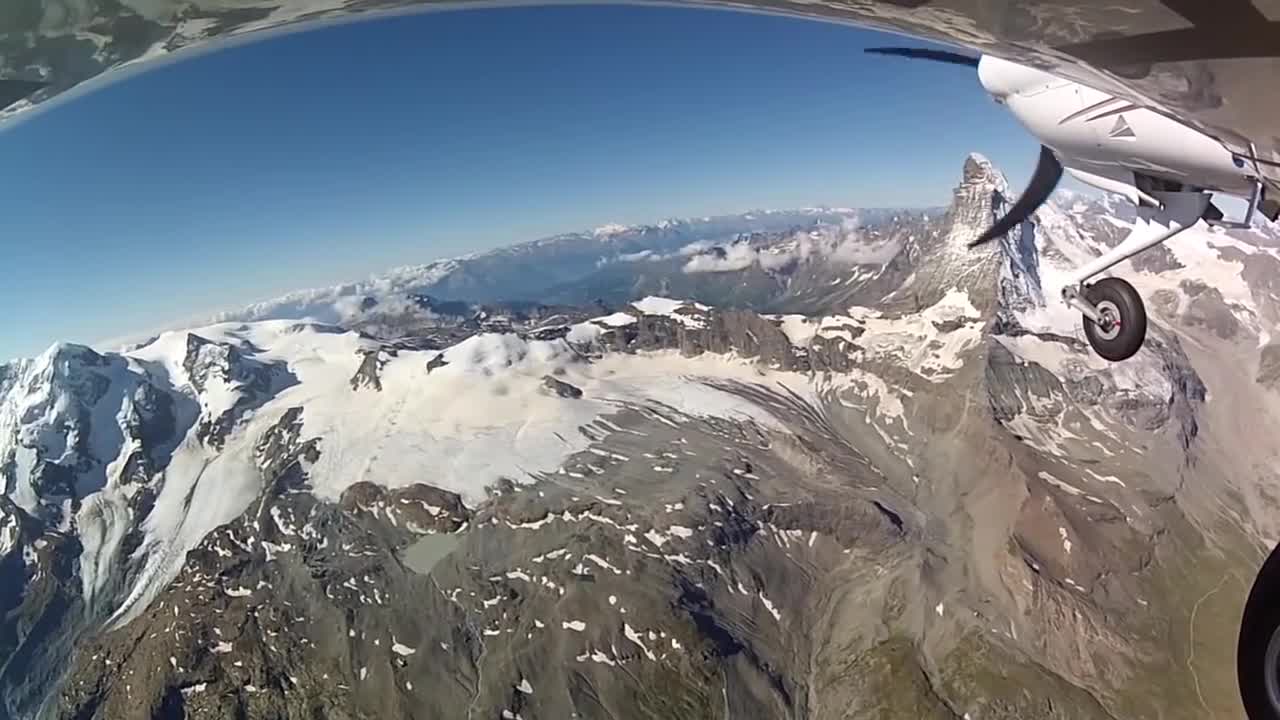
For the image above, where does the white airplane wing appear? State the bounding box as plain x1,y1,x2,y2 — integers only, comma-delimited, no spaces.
1,0,1277,183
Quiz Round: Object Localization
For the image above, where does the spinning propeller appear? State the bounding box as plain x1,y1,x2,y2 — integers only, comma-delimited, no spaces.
865,47,1064,246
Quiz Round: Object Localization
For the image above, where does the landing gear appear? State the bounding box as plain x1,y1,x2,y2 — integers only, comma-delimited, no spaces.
1239,541,1280,720
1080,278,1147,361
1058,189,1212,363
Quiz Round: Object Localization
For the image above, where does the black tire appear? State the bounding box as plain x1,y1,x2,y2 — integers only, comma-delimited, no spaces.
1082,277,1146,361
1240,542,1280,720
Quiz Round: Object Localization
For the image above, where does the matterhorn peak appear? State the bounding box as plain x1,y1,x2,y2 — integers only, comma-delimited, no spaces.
884,154,1017,314
961,152,1009,193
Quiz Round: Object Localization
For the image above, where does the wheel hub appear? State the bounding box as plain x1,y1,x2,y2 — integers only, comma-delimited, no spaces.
1093,300,1122,340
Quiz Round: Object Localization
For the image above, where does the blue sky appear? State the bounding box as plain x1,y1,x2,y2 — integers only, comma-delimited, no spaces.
0,4,1037,360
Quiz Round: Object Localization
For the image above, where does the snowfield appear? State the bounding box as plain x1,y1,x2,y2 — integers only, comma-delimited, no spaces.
3,308,819,625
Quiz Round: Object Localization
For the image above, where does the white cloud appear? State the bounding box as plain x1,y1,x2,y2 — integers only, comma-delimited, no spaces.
830,237,902,265
678,240,716,257
333,295,443,339
682,243,760,273
682,219,901,274
598,240,720,269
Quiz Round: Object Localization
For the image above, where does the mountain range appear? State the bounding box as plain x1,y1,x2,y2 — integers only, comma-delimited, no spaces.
3,153,1280,719
177,208,929,331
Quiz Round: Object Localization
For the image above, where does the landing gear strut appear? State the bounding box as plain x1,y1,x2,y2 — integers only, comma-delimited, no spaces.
1060,190,1212,362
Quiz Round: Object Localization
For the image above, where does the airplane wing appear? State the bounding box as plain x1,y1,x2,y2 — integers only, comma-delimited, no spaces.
1,0,1278,183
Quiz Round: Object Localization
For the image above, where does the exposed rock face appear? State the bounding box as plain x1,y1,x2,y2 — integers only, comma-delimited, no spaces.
1180,281,1242,339
183,333,297,449
1258,343,1280,388
349,351,385,391
541,375,583,399
1130,244,1184,273
1149,288,1182,320
986,340,1068,422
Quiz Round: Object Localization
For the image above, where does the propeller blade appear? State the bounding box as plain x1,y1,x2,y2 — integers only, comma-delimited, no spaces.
863,47,980,68
0,79,48,110
970,145,1063,246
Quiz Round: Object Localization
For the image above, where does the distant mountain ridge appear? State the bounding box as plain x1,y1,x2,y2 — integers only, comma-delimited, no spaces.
193,207,930,331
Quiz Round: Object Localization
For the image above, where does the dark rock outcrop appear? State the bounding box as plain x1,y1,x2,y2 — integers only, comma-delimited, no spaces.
1259,343,1280,389
542,375,583,399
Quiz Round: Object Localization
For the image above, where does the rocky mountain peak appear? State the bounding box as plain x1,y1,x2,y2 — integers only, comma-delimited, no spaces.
882,155,1010,314
960,152,1006,190
948,153,1010,248
174,332,297,449
182,333,244,394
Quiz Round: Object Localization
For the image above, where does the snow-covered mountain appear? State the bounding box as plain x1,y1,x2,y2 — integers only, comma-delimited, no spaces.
5,154,1280,720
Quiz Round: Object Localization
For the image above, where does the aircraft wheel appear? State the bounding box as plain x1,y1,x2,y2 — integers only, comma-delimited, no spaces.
1240,541,1280,720
1082,277,1146,361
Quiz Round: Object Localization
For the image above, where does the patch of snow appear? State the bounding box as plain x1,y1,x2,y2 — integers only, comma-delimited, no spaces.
630,297,709,328
758,591,782,621
563,620,587,632
589,649,616,666
269,506,297,536
1038,471,1084,496
585,554,621,574
776,315,817,347
644,529,668,547
994,334,1111,377
1085,470,1127,487
624,623,657,660
565,322,604,345
592,312,637,328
